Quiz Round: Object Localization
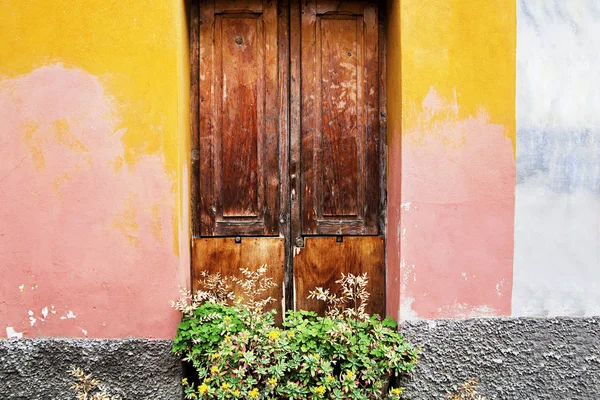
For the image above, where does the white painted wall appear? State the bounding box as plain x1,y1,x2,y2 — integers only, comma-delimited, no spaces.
513,0,600,316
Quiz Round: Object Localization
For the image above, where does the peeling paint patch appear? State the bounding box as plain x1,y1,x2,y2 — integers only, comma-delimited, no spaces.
400,296,418,320
6,327,23,339
28,310,36,326
435,303,498,318
60,310,77,320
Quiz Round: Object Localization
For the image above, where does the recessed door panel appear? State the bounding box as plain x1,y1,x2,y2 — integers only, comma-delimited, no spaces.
300,0,380,235
198,0,280,236
294,236,385,316
193,237,285,323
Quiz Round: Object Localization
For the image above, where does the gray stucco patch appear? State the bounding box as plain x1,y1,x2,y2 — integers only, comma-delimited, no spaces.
0,338,182,400
1,318,599,399
399,317,600,399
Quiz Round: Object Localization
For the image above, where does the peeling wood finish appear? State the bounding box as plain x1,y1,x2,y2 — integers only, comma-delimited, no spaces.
192,237,285,323
198,0,281,236
289,0,302,250
300,0,380,235
190,1,201,237
277,0,293,313
294,236,385,316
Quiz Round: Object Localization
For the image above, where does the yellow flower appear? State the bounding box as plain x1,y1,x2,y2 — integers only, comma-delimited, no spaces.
248,388,260,399
287,330,295,338
224,316,231,322
268,330,280,340
203,378,211,384
313,354,319,360
221,382,230,390
210,366,219,375
326,375,335,383
391,387,403,396
315,386,326,395
199,384,209,395
268,377,277,386
232,390,240,397
345,370,354,379
212,353,220,359
182,378,188,385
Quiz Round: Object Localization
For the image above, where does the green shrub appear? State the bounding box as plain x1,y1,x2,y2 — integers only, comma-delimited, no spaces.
172,267,419,399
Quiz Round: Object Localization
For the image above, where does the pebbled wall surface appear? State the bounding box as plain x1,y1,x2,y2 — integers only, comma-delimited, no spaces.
0,339,182,400
1,318,599,399
400,318,600,399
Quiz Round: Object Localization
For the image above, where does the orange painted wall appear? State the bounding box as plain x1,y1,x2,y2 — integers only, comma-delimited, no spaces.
387,0,516,319
0,1,190,338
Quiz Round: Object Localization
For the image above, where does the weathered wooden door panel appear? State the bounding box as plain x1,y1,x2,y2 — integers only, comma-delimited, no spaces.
192,0,385,317
193,237,285,323
300,0,380,236
199,0,280,237
294,236,385,316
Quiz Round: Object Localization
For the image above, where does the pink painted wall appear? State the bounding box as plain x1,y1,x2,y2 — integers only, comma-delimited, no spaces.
398,89,515,318
0,1,190,339
0,66,187,338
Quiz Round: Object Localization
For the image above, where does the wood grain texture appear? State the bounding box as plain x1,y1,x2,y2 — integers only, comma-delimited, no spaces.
319,16,362,218
300,0,318,235
191,0,201,237
198,0,281,236
377,3,387,235
294,236,385,316
198,0,216,236
300,0,380,235
362,3,380,233
217,14,261,218
277,0,294,312
289,0,302,245
193,237,285,323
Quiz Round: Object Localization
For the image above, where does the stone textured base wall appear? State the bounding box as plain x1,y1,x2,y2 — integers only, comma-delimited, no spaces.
0,339,182,399
400,317,600,399
1,318,599,399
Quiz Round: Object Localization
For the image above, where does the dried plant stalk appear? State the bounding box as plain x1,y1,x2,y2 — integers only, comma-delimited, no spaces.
69,367,119,400
308,272,370,321
170,264,276,316
447,378,487,400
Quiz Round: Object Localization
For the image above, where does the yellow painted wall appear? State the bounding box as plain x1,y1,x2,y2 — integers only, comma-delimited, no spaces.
400,0,516,149
0,1,190,338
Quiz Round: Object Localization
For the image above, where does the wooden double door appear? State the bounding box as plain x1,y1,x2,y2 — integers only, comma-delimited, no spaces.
190,0,386,317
